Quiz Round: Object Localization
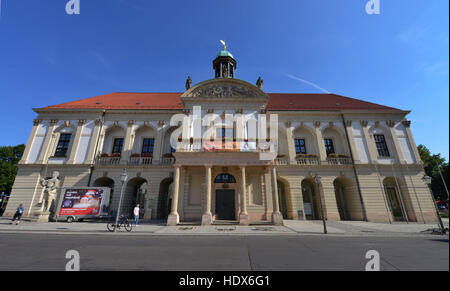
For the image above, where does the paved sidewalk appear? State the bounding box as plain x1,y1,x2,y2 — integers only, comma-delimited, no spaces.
1,217,448,236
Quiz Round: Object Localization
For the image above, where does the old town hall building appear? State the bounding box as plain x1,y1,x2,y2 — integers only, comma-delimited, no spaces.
6,46,439,225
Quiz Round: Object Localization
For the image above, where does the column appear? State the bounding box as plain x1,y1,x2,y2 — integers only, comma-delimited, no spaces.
202,165,213,225
37,119,58,164
167,165,181,225
121,120,134,164
313,121,327,163
402,120,422,164
360,120,378,163
86,118,103,164
239,165,249,225
20,119,41,164
271,166,284,225
67,120,85,164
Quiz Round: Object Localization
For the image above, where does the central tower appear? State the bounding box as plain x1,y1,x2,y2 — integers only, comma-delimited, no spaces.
213,41,236,79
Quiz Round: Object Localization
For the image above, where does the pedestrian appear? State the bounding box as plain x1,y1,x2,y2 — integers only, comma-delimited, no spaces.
10,204,24,225
133,204,140,226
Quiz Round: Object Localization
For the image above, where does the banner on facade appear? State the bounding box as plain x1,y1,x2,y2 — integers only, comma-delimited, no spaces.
58,188,107,217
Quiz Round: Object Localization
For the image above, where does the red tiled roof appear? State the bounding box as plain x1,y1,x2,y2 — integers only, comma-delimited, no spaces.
41,92,401,111
42,93,184,110
266,93,400,111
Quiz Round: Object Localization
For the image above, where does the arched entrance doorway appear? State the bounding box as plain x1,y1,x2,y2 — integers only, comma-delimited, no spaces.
383,177,409,222
123,177,148,218
93,177,115,214
301,179,322,220
157,178,173,219
333,177,363,221
214,173,236,220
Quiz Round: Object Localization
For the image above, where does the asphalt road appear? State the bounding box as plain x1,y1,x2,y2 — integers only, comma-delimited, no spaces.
0,233,447,271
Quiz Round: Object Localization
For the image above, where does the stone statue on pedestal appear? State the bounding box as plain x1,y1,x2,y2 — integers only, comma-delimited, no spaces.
39,171,60,219
185,76,192,90
256,77,264,90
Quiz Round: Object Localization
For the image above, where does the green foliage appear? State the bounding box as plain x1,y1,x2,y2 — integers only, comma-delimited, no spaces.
0,144,25,194
418,144,449,200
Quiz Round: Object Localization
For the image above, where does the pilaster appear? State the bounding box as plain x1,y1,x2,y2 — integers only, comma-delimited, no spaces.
314,121,327,162
37,119,58,164
86,118,103,164
20,119,41,164
67,120,86,164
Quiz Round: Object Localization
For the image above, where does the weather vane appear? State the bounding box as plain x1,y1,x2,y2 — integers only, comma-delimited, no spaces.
220,40,227,51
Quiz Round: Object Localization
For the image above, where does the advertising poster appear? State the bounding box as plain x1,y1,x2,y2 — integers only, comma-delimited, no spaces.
58,188,104,216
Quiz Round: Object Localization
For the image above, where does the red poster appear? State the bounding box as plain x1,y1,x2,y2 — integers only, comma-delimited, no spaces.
59,188,104,216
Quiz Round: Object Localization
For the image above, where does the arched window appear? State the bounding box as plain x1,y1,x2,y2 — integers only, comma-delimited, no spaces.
214,173,236,183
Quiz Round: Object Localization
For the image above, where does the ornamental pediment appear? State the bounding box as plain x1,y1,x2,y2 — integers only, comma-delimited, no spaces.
181,78,269,100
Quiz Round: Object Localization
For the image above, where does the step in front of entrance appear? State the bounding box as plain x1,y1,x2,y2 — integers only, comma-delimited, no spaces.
212,220,273,226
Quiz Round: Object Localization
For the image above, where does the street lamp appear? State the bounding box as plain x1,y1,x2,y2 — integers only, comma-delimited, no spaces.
422,175,446,234
0,192,4,209
114,169,128,232
314,174,327,234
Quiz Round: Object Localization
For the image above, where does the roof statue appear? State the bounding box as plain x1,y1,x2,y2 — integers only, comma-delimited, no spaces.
185,76,192,90
220,40,227,51
256,77,264,90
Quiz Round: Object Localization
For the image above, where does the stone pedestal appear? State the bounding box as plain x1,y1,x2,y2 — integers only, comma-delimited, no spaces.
201,213,213,225
167,213,179,226
239,213,250,225
272,212,284,225
35,213,51,223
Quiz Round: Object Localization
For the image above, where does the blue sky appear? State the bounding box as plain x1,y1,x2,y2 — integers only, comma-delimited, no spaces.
0,0,448,159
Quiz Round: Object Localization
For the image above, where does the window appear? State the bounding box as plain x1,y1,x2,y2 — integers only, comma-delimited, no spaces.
112,138,124,154
54,134,72,157
217,127,233,140
324,138,335,156
374,134,390,157
214,173,236,183
141,138,155,154
294,139,307,154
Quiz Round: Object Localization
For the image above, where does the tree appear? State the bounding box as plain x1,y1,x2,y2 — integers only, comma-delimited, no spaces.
0,144,25,194
418,144,449,201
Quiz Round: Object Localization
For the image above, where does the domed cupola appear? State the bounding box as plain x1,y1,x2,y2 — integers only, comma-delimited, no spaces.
213,40,236,79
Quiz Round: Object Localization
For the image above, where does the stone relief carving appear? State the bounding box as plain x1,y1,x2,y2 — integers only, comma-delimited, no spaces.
186,83,260,98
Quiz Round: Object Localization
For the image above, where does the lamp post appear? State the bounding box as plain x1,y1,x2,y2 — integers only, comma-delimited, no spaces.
114,169,128,232
0,192,5,209
422,175,446,234
314,174,327,234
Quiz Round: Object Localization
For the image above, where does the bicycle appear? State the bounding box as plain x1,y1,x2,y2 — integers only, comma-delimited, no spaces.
107,215,133,232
